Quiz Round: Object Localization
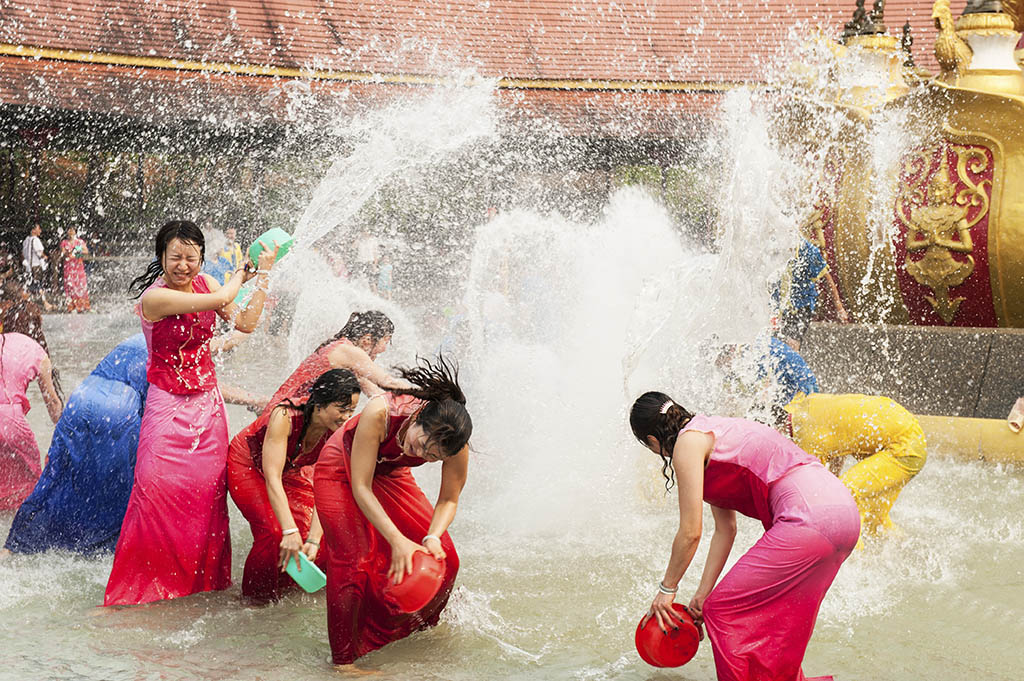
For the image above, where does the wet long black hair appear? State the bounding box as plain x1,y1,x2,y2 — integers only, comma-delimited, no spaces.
128,220,206,298
315,310,395,352
280,368,361,455
392,354,472,458
629,391,696,491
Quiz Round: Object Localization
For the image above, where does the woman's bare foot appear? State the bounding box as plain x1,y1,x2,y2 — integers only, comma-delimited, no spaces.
0,548,12,561
1008,397,1024,434
333,664,380,676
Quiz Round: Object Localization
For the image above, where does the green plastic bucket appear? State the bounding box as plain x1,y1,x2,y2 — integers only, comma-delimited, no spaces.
248,227,294,267
285,551,327,593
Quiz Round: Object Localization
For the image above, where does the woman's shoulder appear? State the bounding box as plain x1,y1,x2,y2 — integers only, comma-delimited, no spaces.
2,331,43,351
263,404,301,437
138,277,167,299
195,273,217,292
1,332,46,365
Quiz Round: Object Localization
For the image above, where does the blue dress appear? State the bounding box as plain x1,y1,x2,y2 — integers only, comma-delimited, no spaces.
4,335,148,554
761,337,819,407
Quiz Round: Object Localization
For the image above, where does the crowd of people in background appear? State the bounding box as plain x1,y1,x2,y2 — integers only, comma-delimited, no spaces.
0,223,93,314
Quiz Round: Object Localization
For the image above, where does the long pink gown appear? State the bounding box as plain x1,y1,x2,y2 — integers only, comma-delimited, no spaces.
61,237,90,312
682,415,860,681
104,275,231,606
0,332,46,509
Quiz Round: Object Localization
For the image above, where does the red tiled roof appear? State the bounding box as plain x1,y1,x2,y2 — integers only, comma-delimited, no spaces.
0,1,963,80
0,1,979,135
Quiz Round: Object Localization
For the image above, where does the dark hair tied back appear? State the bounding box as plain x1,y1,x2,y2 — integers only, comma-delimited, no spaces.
128,220,206,298
629,391,695,491
316,310,395,352
393,354,471,458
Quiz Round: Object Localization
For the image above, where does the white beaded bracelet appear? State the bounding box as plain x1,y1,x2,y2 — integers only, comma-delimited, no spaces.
281,528,299,536
658,581,678,595
422,534,441,544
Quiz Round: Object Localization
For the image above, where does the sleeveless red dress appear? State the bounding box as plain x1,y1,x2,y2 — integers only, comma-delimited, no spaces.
227,401,330,602
260,338,351,419
313,393,459,665
104,275,231,606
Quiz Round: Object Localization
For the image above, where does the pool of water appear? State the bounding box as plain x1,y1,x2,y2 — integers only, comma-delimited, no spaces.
3,311,1023,681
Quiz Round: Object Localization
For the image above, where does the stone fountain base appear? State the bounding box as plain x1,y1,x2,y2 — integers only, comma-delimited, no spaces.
801,322,1024,461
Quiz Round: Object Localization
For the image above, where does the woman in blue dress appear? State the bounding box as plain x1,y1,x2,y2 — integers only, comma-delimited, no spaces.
2,332,266,556
3,334,148,555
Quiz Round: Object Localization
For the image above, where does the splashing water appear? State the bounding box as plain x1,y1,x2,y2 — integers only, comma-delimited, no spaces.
3,38,1024,681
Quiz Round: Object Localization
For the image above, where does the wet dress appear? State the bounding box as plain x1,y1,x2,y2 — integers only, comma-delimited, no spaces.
0,332,47,509
5,335,147,553
313,393,459,664
61,236,90,312
228,401,329,602
104,275,231,606
682,414,860,681
259,337,352,420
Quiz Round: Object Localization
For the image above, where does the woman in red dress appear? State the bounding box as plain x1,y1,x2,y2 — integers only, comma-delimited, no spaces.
60,227,90,312
313,356,472,669
228,368,361,603
104,220,278,606
263,310,409,415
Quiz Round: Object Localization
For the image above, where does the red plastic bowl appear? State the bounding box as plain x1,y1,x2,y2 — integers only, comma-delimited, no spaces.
383,551,445,613
635,603,700,667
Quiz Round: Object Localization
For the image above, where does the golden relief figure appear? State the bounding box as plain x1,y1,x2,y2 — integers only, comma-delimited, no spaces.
903,164,975,323
932,0,973,79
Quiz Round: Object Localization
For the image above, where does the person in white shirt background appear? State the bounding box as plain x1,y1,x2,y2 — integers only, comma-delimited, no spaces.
21,224,53,312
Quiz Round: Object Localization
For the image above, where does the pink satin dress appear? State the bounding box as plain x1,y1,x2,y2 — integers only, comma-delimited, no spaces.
104,275,231,606
682,415,860,681
0,332,46,509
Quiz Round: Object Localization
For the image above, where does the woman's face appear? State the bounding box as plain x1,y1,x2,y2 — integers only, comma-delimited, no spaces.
402,422,445,462
317,394,360,431
359,334,391,360
161,238,202,288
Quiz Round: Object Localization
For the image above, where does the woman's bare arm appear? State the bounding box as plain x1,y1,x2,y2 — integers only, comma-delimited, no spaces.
36,355,63,423
329,344,412,393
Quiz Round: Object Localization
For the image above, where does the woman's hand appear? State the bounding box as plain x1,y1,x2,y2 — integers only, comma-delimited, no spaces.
686,592,707,641
256,240,279,271
278,530,303,572
238,241,280,284
647,591,685,634
388,536,426,583
422,535,446,561
301,540,320,563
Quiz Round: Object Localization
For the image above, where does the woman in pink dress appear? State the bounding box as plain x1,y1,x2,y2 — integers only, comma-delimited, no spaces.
262,310,407,415
629,391,860,681
228,368,360,603
104,220,278,607
0,332,63,509
313,356,471,670
60,227,90,312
